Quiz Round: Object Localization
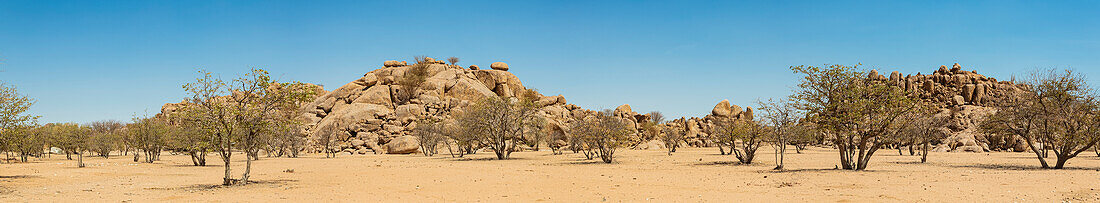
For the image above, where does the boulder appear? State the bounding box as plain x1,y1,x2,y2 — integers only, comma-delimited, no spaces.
614,104,633,116
352,85,394,107
445,77,496,101
952,95,966,106
712,100,732,117
469,65,479,70
956,145,984,153
383,136,420,154
491,62,509,71
395,104,423,121
1013,140,1029,152
384,60,407,67
635,140,665,150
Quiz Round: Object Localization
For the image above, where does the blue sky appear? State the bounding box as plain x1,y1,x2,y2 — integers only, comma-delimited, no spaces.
1,1,1098,123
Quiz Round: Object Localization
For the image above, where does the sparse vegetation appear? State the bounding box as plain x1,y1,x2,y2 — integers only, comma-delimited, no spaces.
413,119,446,156
660,121,685,155
571,110,634,163
980,68,1100,169
396,56,432,105
87,120,124,159
757,98,803,170
127,116,169,163
790,64,918,170
711,117,765,164
454,96,543,160
447,56,459,66
180,68,316,185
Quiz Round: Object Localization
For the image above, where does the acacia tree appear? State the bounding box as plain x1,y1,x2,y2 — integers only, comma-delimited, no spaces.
791,64,918,170
47,123,90,167
660,119,686,156
757,98,803,170
0,83,38,163
413,119,446,156
181,69,316,185
906,110,947,163
454,96,543,160
6,124,44,163
443,122,479,158
572,110,634,163
128,116,169,163
88,120,124,158
314,118,351,158
981,68,1100,169
712,118,766,164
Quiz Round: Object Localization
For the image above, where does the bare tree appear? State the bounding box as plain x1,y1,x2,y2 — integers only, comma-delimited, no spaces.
447,56,460,66
906,110,948,163
757,98,803,170
315,118,351,158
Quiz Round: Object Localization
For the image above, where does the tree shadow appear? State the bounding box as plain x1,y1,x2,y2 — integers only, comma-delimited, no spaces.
448,157,527,162
953,163,1100,171
693,161,748,166
563,161,610,165
0,175,36,179
146,179,298,191
763,168,840,173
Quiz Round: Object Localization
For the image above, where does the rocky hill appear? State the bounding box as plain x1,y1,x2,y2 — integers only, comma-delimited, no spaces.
666,63,1029,153
296,58,656,154
159,61,1030,154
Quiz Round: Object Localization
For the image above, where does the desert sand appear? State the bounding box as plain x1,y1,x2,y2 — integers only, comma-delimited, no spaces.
2,148,1100,202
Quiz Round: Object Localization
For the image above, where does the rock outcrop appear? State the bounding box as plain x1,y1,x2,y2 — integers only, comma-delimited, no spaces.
293,60,657,154
869,63,1028,152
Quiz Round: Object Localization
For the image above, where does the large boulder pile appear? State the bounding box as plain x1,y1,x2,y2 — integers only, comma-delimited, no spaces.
869,64,1028,152
869,63,1024,108
297,60,602,154
662,99,754,147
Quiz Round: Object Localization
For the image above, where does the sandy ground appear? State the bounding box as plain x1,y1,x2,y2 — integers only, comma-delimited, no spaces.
2,147,1100,202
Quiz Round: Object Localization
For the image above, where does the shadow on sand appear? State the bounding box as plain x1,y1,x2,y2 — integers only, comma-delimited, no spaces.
146,179,299,192
952,163,1100,171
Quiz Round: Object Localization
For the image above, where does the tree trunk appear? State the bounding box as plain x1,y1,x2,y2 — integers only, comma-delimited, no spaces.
1026,140,1051,168
1054,155,1069,169
920,142,930,163
241,157,253,184
77,151,85,168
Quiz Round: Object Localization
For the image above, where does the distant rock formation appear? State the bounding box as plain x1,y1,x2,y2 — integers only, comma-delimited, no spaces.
296,60,651,154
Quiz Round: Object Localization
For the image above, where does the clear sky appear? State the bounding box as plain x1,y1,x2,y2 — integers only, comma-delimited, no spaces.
1,1,1098,124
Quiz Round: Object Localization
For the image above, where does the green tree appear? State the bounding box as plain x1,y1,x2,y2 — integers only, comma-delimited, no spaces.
790,64,918,170
571,110,634,163
0,83,39,163
980,68,1100,169
181,69,317,185
454,96,543,160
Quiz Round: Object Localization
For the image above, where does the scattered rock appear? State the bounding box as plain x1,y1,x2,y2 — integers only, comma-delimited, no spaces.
490,62,509,71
